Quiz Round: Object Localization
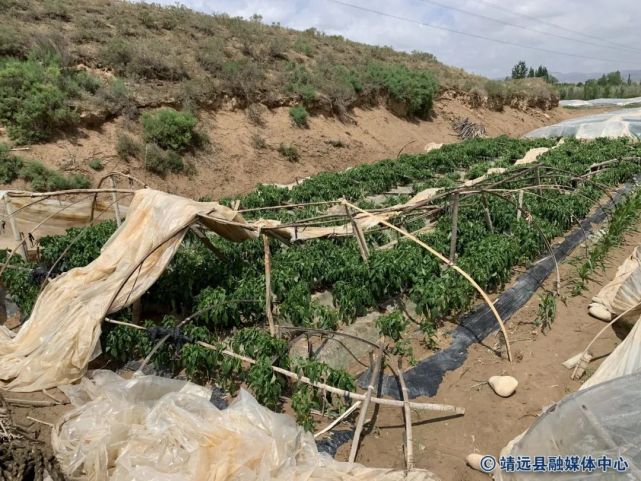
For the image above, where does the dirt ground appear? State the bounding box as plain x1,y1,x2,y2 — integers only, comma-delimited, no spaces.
1,99,611,201
336,222,641,480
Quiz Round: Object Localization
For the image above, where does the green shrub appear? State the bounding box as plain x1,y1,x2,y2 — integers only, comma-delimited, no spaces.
141,108,199,151
289,105,309,127
144,143,184,175
278,143,299,162
0,145,23,184
367,64,438,117
20,160,90,191
0,55,80,143
293,37,313,56
0,26,28,57
116,133,141,160
88,158,104,171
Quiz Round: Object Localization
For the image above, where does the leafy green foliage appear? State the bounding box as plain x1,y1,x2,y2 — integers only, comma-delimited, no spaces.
144,143,184,175
367,64,438,117
534,292,557,333
116,133,141,160
0,144,23,183
39,220,117,272
0,54,98,143
88,158,104,171
20,160,90,192
288,105,309,127
0,253,38,318
141,108,199,152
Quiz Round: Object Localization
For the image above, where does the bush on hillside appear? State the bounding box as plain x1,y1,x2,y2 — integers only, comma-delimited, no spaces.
142,108,199,151
0,54,85,143
144,143,184,175
289,105,309,127
0,144,23,184
367,64,438,117
116,133,141,160
278,143,299,162
20,160,90,191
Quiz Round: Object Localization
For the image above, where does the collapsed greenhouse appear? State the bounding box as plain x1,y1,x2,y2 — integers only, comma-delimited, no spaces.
1,136,641,480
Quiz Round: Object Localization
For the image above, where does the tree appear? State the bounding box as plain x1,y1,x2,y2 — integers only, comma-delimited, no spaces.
628,74,632,86
511,61,527,79
528,67,535,78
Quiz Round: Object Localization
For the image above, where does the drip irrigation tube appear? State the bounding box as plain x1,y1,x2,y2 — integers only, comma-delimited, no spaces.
362,177,641,399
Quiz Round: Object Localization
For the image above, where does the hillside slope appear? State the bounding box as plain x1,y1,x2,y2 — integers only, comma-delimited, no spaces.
9,95,596,200
0,0,568,198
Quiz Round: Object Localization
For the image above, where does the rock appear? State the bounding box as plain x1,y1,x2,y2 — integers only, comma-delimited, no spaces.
466,453,485,471
488,375,518,397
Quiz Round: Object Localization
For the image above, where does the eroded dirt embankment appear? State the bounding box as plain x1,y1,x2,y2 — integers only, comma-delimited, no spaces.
1,98,609,201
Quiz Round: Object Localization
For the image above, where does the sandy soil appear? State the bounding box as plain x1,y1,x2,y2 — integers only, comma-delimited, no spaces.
336,222,641,481
1,100,611,201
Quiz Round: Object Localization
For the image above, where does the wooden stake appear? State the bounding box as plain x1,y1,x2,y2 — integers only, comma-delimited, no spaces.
344,205,370,262
449,192,459,263
349,344,383,463
481,194,494,232
397,359,414,471
4,197,27,260
190,226,228,262
110,176,122,227
263,235,276,336
314,401,361,438
517,190,524,220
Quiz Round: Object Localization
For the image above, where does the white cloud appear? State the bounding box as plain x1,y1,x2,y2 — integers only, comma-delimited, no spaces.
141,0,641,78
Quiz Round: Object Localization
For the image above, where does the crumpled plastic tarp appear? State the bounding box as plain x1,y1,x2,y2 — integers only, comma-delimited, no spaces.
560,97,641,108
496,371,641,480
588,245,641,324
525,107,641,140
0,189,242,392
52,370,440,481
580,316,641,390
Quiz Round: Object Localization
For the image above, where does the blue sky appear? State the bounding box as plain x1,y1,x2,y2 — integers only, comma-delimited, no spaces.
139,0,640,78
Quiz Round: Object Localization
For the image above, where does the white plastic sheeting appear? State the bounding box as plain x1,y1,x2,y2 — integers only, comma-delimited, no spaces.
52,371,440,481
525,107,641,140
560,97,641,108
497,372,641,480
580,318,641,390
589,245,641,324
0,190,241,392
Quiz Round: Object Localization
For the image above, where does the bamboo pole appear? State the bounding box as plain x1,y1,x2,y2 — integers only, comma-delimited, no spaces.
449,192,459,263
314,401,361,438
344,201,513,362
344,205,370,262
110,176,122,227
481,194,494,232
105,319,466,413
517,190,524,220
7,188,134,197
263,235,276,336
4,197,27,260
349,344,383,463
396,359,414,471
190,226,228,262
